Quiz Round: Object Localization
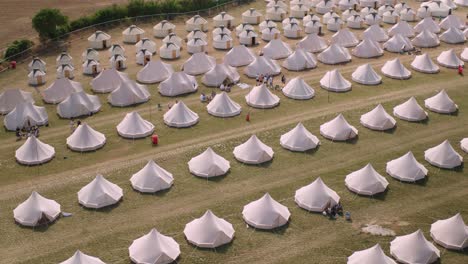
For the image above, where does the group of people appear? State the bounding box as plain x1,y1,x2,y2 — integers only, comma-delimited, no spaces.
200,90,217,103
323,202,344,220
15,125,40,140
219,79,233,92
69,119,82,133
255,74,287,91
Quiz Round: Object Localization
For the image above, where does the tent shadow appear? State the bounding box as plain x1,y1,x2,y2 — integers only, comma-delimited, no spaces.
418,117,430,125
345,135,359,145
303,145,321,155
80,199,122,213
257,159,273,168
392,175,429,186
349,189,388,201
383,126,397,134
447,247,468,255
297,206,339,221
135,187,172,197
247,221,289,235
430,163,464,173
185,238,235,254
193,171,230,183
16,218,59,232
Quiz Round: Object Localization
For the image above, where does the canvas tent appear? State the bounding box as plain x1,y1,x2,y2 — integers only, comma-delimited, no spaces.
224,45,255,67
412,30,440,48
461,138,468,153
262,39,292,60
437,49,464,68
261,27,281,41
381,58,412,79
122,25,145,44
162,33,183,47
184,210,235,248
331,29,359,48
159,42,181,60
56,52,73,66
430,213,468,250
283,22,303,38
244,56,281,78
13,191,61,227
159,72,198,97
0,89,34,114
59,250,105,264
388,21,415,37
424,140,463,169
411,53,440,74
362,24,389,42
245,83,280,109
82,48,100,63
242,193,290,229
78,175,123,209
345,164,389,195
187,38,208,54
56,64,75,79
295,177,339,212
28,57,46,71
460,48,468,62
304,20,323,34
109,54,127,70
88,31,111,49
259,19,278,31
153,20,176,38
82,59,101,75
393,97,428,122
66,123,106,152
348,244,396,264
360,104,396,131
213,33,233,50
383,34,413,53
135,49,153,65
390,230,440,264
317,44,351,64
130,160,173,193
280,123,320,152
414,17,441,34
117,111,154,139
4,102,48,131
233,135,274,164
202,64,240,87
386,151,428,182
213,11,235,27
206,92,241,117
320,69,352,92
43,78,83,104
108,44,125,57
28,69,46,86
15,136,55,165
188,148,230,178
439,15,464,30
57,91,101,119
239,29,259,46
91,68,129,93
108,81,150,107
282,48,317,71
424,90,458,114
320,114,358,141
163,101,199,128
242,8,263,24
352,38,383,58
351,64,382,85
129,229,180,264
297,33,328,53
182,52,215,75
137,60,174,84
439,27,466,44
282,77,315,100
186,15,208,32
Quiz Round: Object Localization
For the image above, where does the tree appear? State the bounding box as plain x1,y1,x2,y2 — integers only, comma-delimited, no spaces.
32,9,69,40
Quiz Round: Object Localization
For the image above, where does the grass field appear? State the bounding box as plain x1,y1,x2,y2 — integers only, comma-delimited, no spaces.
0,1,467,263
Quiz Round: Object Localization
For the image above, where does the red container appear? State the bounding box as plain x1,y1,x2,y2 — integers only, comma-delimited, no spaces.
151,134,159,145
10,61,17,69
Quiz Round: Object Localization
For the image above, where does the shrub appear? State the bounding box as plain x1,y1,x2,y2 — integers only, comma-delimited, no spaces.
4,39,34,60
32,9,69,40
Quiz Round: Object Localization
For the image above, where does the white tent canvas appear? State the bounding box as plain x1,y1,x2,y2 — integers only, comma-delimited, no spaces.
57,91,101,119
28,69,46,86
348,244,396,264
91,68,129,93
182,52,216,75
282,77,315,100
82,59,101,75
224,45,255,67
43,78,83,104
297,33,328,53
56,64,75,79
13,191,61,227
186,15,208,31
430,213,468,250
412,30,440,48
88,31,111,49
383,34,413,53
242,193,290,229
461,138,468,153
136,49,153,65
59,250,105,264
4,102,48,131
280,123,320,151
388,21,415,37
233,135,274,164
352,38,384,58
360,104,396,131
29,57,46,71
184,210,235,248
162,33,183,47
320,69,352,92
244,56,281,78
351,64,382,85
390,230,440,264
345,164,389,195
187,38,208,54
424,140,463,169
381,58,412,79
386,151,428,182
411,53,440,74
163,101,199,128
0,89,34,114
137,60,174,84
130,160,173,193
393,97,428,122
78,175,123,209
320,114,358,141
16,136,55,165
437,49,464,69
188,148,230,178
424,90,458,114
414,17,441,34
117,111,154,139
262,39,292,60
331,28,359,47
207,92,241,117
213,11,235,27
129,229,180,264
202,64,240,87
440,27,467,44
362,24,389,42
295,177,340,212
159,42,181,60
67,123,106,152
108,81,150,107
159,72,198,97
282,48,317,71
123,25,145,44
317,44,351,64
462,48,468,62
153,20,176,38
136,38,157,54
439,15,464,30
245,83,280,109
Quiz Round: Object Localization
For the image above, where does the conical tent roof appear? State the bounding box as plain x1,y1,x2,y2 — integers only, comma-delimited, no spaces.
430,213,468,250
163,101,199,128
242,193,290,229
184,210,235,248
461,47,468,62
57,91,101,119
360,104,396,131
439,15,464,30
352,38,383,58
67,123,106,152
383,34,413,53
130,160,173,193
108,80,150,107
245,83,280,108
59,250,105,264
282,77,315,100
424,140,463,169
362,24,389,42
414,17,441,34
440,27,467,44
296,33,328,53
348,244,396,264
4,102,48,131
352,64,382,85
345,164,389,195
13,191,61,226
233,135,274,164
224,45,255,67
412,30,440,48
295,177,339,212
159,72,198,97
386,151,428,182
188,148,230,178
137,60,174,84
15,136,55,165
390,230,440,264
280,123,320,151
136,38,157,54
202,64,240,87
78,175,123,209
411,53,440,74
437,49,464,69
244,56,281,77
43,78,83,104
320,69,352,92
91,68,129,93
117,111,154,138
388,21,414,37
331,29,359,48
129,228,180,264
262,39,292,59
207,92,241,117
320,114,358,141
424,90,458,114
317,44,351,64
0,89,34,114
393,97,428,122
282,48,317,71
461,138,468,153
182,52,216,75
381,58,412,79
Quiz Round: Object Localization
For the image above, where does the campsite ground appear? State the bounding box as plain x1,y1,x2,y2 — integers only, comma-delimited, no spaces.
0,1,467,263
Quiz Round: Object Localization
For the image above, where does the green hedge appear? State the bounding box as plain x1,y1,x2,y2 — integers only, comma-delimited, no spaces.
4,40,34,60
